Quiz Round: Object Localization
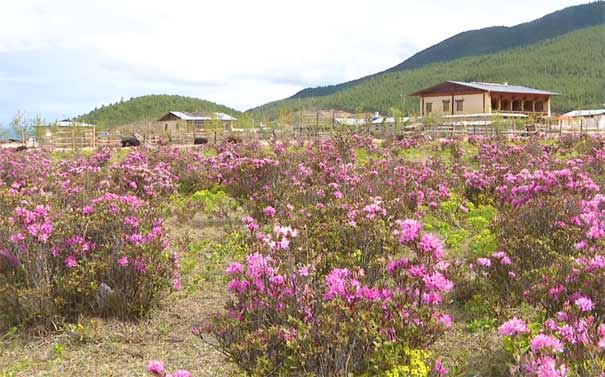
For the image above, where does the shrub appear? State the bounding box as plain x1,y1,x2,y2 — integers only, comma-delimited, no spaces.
0,147,182,328
202,220,453,376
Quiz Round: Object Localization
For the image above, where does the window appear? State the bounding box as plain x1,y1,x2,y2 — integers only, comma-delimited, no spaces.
425,102,432,114
455,100,464,112
442,100,450,112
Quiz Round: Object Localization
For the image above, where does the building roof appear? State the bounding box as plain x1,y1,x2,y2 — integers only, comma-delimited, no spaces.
161,111,237,121
34,120,95,128
563,109,605,117
410,81,559,96
335,114,410,126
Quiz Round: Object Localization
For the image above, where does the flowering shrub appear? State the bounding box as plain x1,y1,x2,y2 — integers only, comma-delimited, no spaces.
202,218,453,376
0,148,182,328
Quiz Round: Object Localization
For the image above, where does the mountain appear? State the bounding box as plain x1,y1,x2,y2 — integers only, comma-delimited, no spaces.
289,2,605,100
76,95,240,127
249,25,605,118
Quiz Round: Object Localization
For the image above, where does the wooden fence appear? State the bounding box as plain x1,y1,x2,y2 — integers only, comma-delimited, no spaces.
34,123,605,150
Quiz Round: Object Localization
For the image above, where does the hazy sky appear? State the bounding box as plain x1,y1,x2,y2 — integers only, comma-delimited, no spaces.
0,0,590,125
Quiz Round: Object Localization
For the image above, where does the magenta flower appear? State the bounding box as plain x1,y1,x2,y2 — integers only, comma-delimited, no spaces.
169,371,191,377
263,206,276,218
118,257,129,267
418,233,444,259
422,272,453,292
433,359,448,376
476,258,492,268
574,296,593,312
498,317,528,336
146,360,165,375
395,219,422,243
226,262,244,275
530,334,564,353
64,255,78,268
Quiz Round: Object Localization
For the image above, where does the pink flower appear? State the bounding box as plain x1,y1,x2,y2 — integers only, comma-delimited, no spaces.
146,360,165,375
226,262,244,275
530,334,564,353
263,206,276,218
436,313,453,328
395,219,422,243
169,371,191,377
433,359,448,376
334,191,343,199
477,258,491,267
118,257,129,267
227,279,249,294
498,317,528,336
418,233,444,259
172,277,182,291
298,266,310,277
422,272,453,292
64,255,78,268
574,296,593,312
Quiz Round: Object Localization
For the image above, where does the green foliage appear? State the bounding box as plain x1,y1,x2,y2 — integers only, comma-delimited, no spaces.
466,317,497,333
191,189,237,214
423,197,497,258
252,25,605,117
76,95,239,127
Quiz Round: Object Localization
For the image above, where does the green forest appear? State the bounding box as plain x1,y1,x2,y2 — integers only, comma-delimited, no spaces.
76,95,240,127
250,25,605,119
290,2,604,99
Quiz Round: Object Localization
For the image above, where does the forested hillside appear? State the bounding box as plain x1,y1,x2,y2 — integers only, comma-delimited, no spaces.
290,1,605,99
77,95,239,127
250,25,605,119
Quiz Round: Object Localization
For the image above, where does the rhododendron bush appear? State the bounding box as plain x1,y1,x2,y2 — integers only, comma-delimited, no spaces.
0,148,180,326
203,219,453,375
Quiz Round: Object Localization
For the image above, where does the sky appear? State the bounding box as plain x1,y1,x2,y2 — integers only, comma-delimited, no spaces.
0,0,590,127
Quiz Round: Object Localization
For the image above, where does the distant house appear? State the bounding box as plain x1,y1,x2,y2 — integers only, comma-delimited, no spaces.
34,119,95,137
334,112,410,132
157,111,237,132
558,109,605,129
32,120,95,146
335,112,410,129
410,81,558,117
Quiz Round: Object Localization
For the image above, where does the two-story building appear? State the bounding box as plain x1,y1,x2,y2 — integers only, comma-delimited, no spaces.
410,81,558,118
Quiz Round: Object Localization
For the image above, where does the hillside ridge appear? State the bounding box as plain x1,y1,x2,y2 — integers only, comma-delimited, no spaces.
76,94,240,127
288,2,605,100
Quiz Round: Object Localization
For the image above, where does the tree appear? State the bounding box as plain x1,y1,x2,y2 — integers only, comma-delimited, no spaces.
10,111,34,144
